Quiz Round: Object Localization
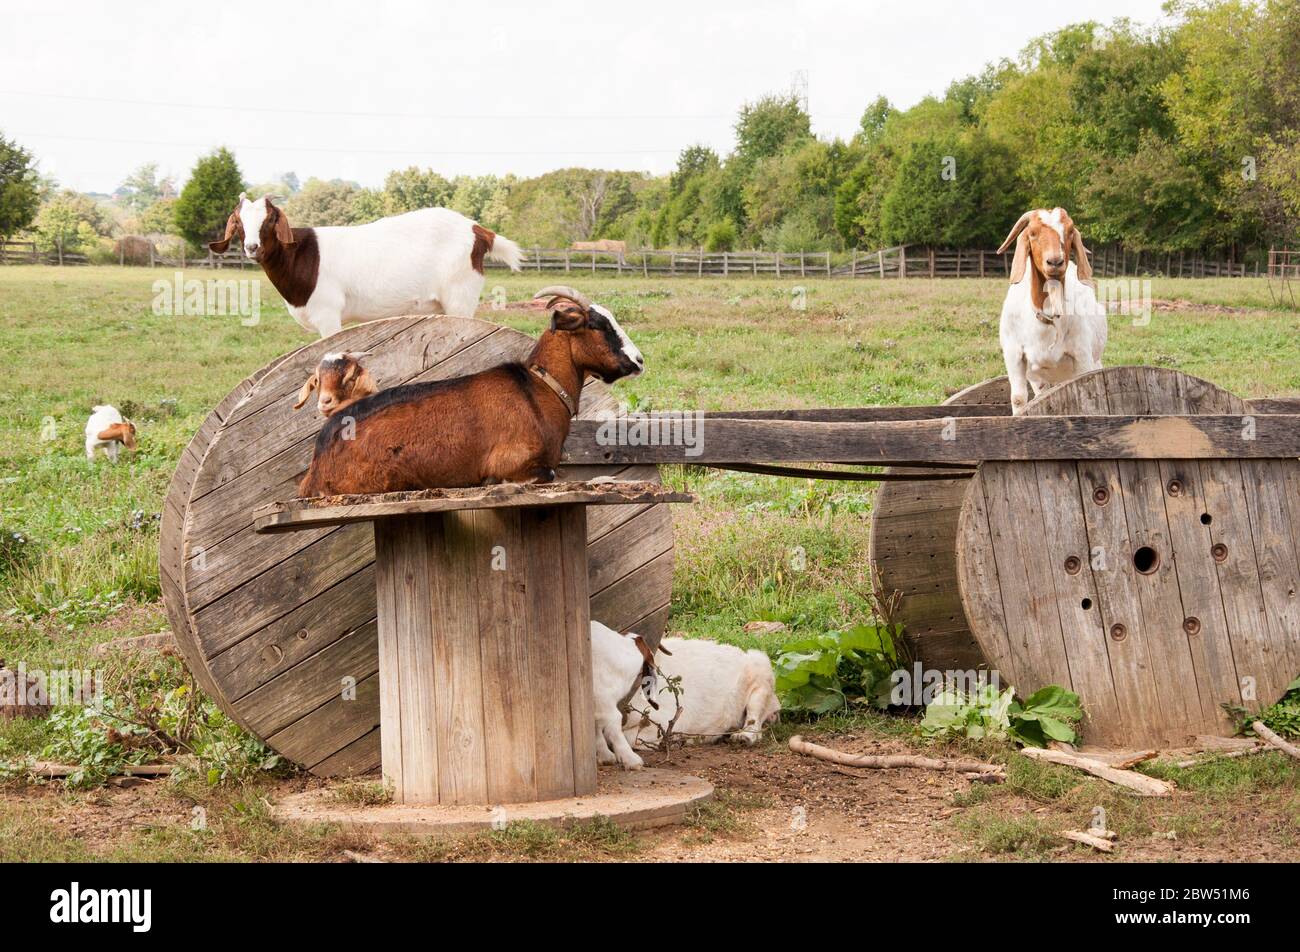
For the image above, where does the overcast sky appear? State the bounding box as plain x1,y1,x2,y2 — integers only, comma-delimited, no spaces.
1,0,1171,194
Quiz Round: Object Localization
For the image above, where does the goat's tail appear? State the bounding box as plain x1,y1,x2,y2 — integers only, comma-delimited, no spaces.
486,233,524,272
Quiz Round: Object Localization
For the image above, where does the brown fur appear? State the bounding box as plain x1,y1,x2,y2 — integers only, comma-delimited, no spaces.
208,197,321,307
96,421,137,450
297,304,638,496
293,353,379,416
997,207,1093,311
470,223,495,275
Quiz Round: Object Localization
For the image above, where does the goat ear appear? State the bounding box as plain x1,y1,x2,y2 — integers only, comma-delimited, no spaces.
293,373,318,410
272,204,296,246
1071,228,1093,284
550,302,587,331
208,212,240,253
1008,230,1030,284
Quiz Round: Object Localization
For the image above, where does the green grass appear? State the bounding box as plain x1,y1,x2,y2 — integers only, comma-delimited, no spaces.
1,265,1298,861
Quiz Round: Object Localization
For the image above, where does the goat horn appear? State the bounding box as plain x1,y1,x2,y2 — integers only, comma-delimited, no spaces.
533,285,592,310
996,211,1036,255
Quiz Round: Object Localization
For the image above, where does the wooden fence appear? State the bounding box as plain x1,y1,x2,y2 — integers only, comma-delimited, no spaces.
494,247,835,277
1,237,1274,279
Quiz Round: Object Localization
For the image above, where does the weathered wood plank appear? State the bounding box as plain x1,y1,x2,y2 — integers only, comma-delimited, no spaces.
560,505,597,793
564,414,1300,465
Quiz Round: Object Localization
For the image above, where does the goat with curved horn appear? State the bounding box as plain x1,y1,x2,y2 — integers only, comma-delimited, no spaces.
533,285,593,311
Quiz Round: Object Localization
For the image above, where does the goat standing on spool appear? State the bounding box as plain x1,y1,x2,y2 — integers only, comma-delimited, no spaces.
209,194,524,338
995,207,1107,414
296,286,643,496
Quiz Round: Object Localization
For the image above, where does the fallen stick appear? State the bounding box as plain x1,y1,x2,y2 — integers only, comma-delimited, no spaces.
22,761,176,779
1252,721,1300,761
1112,751,1158,770
788,735,1004,775
1019,747,1173,797
1060,829,1114,853
1172,745,1265,769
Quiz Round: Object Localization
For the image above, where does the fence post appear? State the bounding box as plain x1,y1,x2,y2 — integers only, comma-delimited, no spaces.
878,249,884,278
898,246,906,279
825,252,831,277
723,252,728,277
979,250,986,277
800,252,806,278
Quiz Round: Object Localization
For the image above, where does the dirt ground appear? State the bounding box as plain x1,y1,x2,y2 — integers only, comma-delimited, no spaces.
7,727,1295,863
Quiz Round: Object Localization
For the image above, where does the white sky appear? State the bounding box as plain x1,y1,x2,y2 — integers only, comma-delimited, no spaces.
1,0,1171,194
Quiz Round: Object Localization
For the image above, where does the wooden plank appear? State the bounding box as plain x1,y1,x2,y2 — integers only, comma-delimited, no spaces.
211,565,376,699
560,505,598,794
374,525,404,793
268,671,381,769
430,512,489,804
562,414,1300,465
1240,459,1300,696
522,507,577,800
585,506,673,594
254,481,692,533
472,509,537,802
312,728,380,778
954,479,1018,689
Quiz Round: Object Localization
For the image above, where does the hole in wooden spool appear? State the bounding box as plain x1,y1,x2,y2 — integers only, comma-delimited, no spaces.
1064,556,1082,575
1167,479,1183,497
1212,543,1229,563
1081,597,1093,610
1183,617,1201,635
1110,623,1127,642
1092,486,1110,506
1201,513,1213,526
1133,546,1160,574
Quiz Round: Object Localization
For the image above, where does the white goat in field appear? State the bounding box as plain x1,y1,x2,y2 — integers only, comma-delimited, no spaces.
84,405,136,462
209,195,524,338
995,207,1108,413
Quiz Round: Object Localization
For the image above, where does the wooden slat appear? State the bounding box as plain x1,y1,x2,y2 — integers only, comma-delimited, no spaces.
473,508,537,802
563,413,1300,465
432,510,488,804
560,505,598,793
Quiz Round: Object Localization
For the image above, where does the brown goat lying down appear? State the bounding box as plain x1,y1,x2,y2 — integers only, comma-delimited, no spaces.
297,288,643,497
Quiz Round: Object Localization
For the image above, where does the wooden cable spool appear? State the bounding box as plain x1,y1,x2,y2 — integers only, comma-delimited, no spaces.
868,377,1009,671
161,315,675,776
956,367,1300,747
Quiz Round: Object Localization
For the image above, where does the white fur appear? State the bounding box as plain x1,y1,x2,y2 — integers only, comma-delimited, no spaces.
84,405,127,462
237,199,523,339
1000,260,1108,414
591,303,643,368
590,621,645,769
627,636,780,748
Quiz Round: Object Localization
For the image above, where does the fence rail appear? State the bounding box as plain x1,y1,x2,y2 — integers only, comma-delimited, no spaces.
1,239,1275,279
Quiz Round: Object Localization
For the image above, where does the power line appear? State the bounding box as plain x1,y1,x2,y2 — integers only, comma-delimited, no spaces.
0,88,733,122
12,130,682,157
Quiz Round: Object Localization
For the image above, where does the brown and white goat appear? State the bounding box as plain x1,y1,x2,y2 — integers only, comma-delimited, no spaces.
995,207,1108,413
293,352,379,417
84,405,137,463
209,194,523,339
296,286,643,496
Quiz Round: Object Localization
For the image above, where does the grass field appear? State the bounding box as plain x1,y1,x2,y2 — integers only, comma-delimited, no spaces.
1,265,1297,862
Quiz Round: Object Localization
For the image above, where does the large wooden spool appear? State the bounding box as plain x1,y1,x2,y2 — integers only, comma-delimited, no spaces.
956,367,1300,747
869,377,1008,671
161,315,675,776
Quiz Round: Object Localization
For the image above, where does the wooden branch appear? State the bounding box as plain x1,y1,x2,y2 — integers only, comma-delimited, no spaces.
1172,745,1265,769
23,761,176,778
1112,751,1158,770
1019,746,1173,796
1060,829,1115,852
1252,721,1300,761
789,735,1004,776
562,414,1300,466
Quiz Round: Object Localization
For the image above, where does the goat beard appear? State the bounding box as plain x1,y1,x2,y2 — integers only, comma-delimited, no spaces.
1040,275,1067,319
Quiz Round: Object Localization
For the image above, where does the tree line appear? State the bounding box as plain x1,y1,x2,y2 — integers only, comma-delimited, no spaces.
1,1,1297,260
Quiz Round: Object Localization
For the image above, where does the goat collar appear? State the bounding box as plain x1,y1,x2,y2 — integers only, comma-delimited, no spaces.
528,364,577,417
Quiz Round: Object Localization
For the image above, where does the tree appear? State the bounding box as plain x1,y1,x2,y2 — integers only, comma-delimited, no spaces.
284,178,366,226
116,163,175,213
383,167,452,213
138,198,178,236
33,190,110,254
733,93,812,171
174,147,244,248
0,132,40,242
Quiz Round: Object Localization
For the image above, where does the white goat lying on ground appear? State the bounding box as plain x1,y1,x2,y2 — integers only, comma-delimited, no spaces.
590,621,781,769
84,405,137,462
995,206,1108,413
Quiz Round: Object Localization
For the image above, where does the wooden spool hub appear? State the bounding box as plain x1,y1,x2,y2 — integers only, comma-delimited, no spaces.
161,315,677,776
869,377,1008,671
956,367,1300,747
254,482,694,806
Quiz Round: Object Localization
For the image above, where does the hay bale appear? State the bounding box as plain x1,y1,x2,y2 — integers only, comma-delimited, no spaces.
114,235,157,265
